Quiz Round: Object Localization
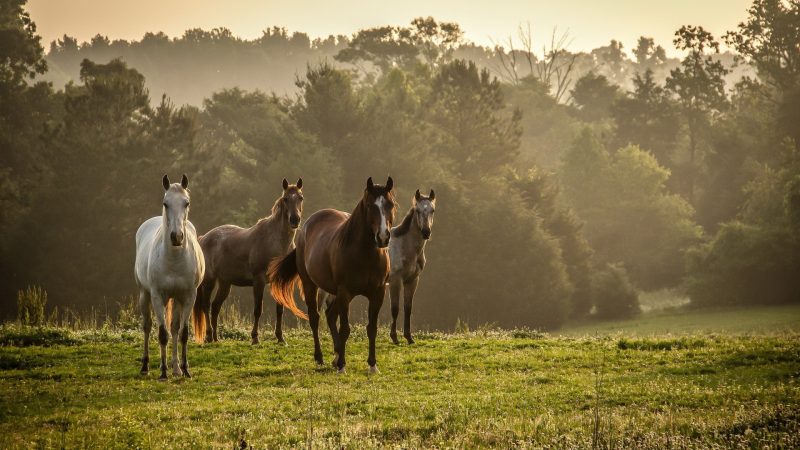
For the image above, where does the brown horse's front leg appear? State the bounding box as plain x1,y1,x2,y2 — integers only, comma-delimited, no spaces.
251,277,266,345
335,293,351,373
367,287,385,373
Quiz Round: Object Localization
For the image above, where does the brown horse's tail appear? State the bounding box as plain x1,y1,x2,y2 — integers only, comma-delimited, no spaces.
268,249,308,320
191,287,206,344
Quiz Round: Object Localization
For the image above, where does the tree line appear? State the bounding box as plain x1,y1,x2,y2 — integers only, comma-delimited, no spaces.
1,0,798,329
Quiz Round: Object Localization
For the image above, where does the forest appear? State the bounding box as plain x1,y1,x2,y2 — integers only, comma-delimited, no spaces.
1,0,799,331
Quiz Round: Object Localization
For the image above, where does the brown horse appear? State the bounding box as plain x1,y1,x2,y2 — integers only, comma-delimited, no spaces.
269,177,396,373
192,178,307,345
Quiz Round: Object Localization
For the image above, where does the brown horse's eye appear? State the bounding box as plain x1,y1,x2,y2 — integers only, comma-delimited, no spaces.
163,202,168,208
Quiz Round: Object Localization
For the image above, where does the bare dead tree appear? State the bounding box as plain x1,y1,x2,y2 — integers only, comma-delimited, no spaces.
490,25,577,103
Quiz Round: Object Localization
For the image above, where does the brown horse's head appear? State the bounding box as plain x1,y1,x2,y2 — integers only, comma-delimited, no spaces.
413,189,436,240
280,178,304,229
364,176,396,248
162,174,191,246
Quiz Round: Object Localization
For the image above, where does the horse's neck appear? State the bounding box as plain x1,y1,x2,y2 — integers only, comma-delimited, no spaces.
402,214,426,255
341,201,374,247
253,213,294,247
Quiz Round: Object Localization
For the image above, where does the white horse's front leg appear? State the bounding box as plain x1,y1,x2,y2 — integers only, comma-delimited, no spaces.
150,293,170,381
170,300,182,376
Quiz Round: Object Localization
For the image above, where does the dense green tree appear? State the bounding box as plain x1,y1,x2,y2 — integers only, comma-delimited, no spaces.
611,70,680,168
666,25,729,205
428,59,521,178
561,130,703,289
570,72,621,121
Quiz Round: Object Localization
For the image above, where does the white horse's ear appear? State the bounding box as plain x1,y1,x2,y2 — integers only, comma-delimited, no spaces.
415,189,422,202
386,176,393,191
366,177,374,191
429,189,435,201
181,174,189,189
282,178,289,190
296,178,303,189
162,174,170,191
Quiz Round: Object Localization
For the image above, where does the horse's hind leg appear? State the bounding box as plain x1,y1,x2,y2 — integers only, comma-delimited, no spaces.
251,275,266,345
198,278,215,343
210,281,231,342
274,302,285,344
177,297,193,377
402,277,419,344
388,279,402,345
150,294,170,381
139,289,151,375
302,283,322,365
170,300,181,376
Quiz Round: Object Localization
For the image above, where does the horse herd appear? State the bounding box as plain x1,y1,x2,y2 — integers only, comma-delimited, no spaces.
134,174,436,380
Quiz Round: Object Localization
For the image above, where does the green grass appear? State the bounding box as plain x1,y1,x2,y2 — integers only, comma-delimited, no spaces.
560,303,800,336
1,310,799,448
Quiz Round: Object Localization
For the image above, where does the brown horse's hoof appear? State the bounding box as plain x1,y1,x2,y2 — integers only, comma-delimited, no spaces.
405,335,415,345
158,373,168,382
337,367,346,375
331,353,339,368
181,368,192,378
251,337,260,345
139,369,149,376
368,365,380,375
390,333,400,345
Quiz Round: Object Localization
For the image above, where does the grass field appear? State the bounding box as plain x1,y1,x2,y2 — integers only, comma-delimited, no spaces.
1,306,799,449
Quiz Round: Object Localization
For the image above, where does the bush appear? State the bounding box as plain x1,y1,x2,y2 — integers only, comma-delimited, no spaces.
686,222,800,307
17,286,47,326
592,264,640,320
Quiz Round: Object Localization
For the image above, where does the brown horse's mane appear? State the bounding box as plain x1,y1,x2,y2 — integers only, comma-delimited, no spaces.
392,207,415,237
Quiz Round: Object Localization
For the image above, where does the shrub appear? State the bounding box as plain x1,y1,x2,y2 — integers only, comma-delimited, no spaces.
592,264,640,320
686,222,800,307
17,286,47,326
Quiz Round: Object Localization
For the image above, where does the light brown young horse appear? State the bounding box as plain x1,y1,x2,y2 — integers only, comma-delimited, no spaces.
387,189,435,344
269,177,396,373
192,178,307,345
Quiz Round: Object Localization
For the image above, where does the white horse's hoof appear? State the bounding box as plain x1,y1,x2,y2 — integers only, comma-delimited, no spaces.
368,365,380,375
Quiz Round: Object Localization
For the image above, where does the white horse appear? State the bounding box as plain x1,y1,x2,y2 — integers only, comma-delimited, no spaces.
135,174,205,380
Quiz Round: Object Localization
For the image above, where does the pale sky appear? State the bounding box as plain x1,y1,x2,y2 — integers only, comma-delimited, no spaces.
28,0,752,56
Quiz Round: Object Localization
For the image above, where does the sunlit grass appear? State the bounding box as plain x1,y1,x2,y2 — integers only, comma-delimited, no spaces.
1,315,799,448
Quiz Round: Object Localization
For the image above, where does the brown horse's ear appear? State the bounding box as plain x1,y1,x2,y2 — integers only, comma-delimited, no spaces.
181,174,189,189
429,189,435,201
386,176,393,191
415,189,422,202
282,178,289,190
296,178,303,189
162,174,170,191
366,177,374,191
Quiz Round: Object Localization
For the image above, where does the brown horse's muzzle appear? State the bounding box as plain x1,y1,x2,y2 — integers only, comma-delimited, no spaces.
289,215,301,229
375,233,390,248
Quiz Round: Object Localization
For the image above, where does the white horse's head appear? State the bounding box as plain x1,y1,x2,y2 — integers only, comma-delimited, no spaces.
413,189,436,240
162,174,191,247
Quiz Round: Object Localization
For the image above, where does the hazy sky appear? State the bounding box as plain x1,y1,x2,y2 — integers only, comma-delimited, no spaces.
28,0,752,56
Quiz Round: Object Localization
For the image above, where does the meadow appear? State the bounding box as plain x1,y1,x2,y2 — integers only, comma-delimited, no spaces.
1,304,799,449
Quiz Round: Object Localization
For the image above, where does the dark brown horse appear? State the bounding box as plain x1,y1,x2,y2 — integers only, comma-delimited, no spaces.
192,178,307,345
269,177,396,373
